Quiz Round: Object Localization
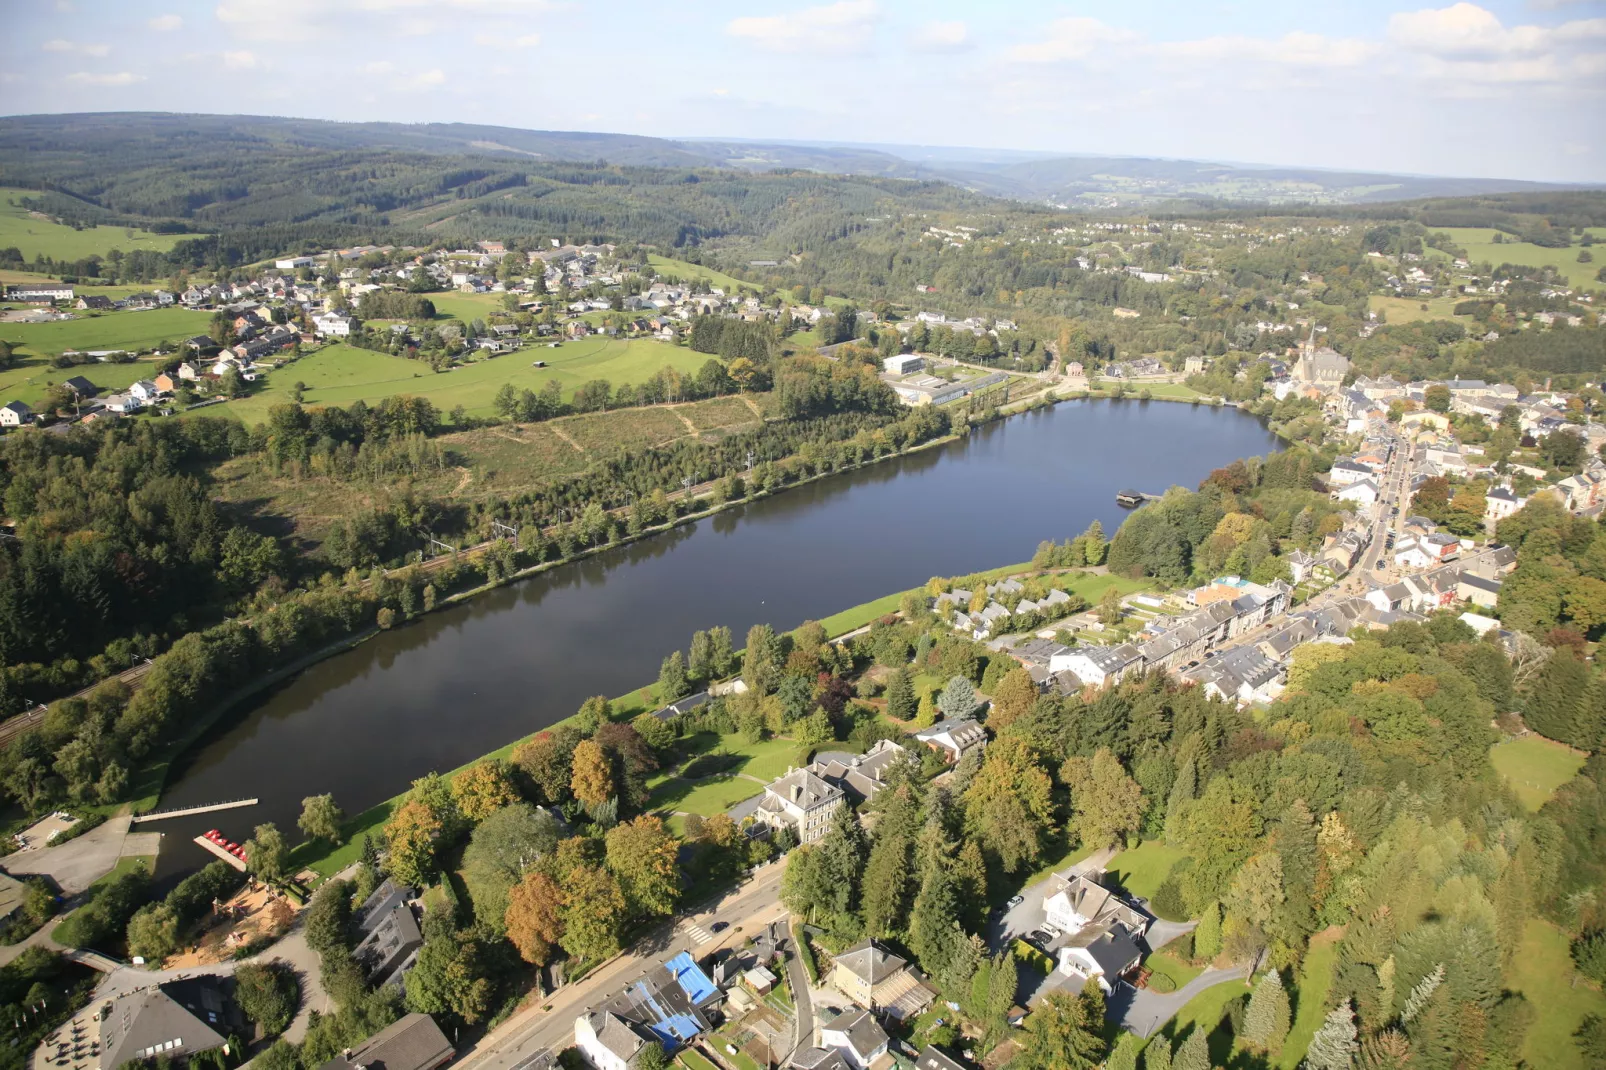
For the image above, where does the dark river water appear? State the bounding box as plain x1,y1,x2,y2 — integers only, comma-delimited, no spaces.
152,398,1279,877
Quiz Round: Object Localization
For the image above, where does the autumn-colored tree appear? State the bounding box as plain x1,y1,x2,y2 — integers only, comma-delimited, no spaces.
560,864,628,962
988,665,1038,731
512,728,578,805
1098,585,1124,626
605,815,681,918
504,871,565,965
385,800,444,887
1060,747,1145,849
451,759,519,822
570,739,615,808
963,736,1056,873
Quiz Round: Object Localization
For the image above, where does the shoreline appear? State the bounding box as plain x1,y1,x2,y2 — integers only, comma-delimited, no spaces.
141,389,1278,859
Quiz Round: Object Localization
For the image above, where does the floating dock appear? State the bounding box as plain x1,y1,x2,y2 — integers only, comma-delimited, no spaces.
132,798,258,823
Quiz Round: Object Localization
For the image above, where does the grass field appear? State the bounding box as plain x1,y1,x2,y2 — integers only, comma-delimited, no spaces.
1492,735,1585,812
1435,226,1601,289
218,336,713,423
648,255,763,295
1278,930,1339,1069
1509,919,1606,1070
1369,294,1469,324
1145,949,1203,992
0,352,170,410
0,189,191,261
1161,973,1249,1056
1,306,208,358
1107,840,1188,903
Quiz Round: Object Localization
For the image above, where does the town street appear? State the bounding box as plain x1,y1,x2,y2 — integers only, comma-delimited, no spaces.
451,860,789,1070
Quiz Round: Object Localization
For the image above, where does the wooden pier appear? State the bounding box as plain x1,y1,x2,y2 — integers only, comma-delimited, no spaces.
133,797,259,824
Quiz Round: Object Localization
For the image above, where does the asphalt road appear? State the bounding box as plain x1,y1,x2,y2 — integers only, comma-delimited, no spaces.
452,860,790,1070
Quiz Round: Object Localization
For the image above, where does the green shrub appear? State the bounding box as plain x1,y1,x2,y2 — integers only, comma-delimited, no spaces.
1148,972,1176,993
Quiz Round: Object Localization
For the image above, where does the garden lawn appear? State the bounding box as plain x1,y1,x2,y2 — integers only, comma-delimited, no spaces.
0,190,192,260
1,306,209,357
219,336,712,423
1145,950,1202,993
1277,930,1339,1069
1107,840,1188,902
1508,919,1606,1070
1492,736,1586,812
644,733,803,816
677,1051,719,1070
1132,382,1204,400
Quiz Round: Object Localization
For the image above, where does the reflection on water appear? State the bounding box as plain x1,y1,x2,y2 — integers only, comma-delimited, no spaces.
153,399,1279,876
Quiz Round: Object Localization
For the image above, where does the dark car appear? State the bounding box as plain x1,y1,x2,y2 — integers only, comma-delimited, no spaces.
710,921,728,933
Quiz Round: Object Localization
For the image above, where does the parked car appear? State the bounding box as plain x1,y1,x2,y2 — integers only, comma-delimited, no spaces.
1007,895,1024,908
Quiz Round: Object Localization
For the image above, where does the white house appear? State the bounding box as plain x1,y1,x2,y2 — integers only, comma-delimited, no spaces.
129,380,163,401
574,1011,648,1070
0,401,32,427
883,354,925,376
912,719,988,764
1484,486,1525,525
818,1008,889,1070
1334,479,1380,507
312,311,355,337
1052,644,1144,688
1327,459,1374,486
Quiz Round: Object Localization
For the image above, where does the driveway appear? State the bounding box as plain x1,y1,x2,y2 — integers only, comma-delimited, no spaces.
779,925,814,1061
1106,966,1250,1038
986,847,1116,951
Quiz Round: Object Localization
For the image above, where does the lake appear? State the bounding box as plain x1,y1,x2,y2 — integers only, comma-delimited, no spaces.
151,398,1280,875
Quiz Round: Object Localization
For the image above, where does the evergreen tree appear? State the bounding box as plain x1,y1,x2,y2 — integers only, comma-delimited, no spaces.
817,803,868,928
1401,963,1444,1022
1241,968,1291,1054
885,668,917,722
1193,901,1222,962
1142,1036,1173,1070
859,788,917,936
1306,1000,1360,1070
938,675,977,721
656,650,690,703
1172,1028,1210,1070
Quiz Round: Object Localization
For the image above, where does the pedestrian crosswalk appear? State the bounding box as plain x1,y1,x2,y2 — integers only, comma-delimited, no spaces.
684,922,713,946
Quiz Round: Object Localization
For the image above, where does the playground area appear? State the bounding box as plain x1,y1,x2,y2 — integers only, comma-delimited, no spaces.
159,882,299,969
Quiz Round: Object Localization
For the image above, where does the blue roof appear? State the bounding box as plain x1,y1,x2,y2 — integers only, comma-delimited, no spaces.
666,951,718,1005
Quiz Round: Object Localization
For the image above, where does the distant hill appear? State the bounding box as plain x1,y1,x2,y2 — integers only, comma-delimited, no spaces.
0,113,1587,210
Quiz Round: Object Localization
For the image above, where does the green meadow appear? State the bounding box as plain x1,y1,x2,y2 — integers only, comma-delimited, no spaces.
0,189,192,261
218,336,715,424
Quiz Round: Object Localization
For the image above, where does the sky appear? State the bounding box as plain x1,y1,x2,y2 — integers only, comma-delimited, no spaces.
2,0,1604,183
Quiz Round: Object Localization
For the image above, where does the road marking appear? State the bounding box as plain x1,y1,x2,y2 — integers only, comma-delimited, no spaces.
683,922,713,946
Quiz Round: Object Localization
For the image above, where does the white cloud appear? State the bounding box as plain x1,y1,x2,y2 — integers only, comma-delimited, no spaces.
727,0,879,54
66,71,143,86
419,68,446,85
1155,31,1376,67
1389,3,1552,55
1008,17,1137,63
474,31,539,46
148,14,183,31
42,39,110,56
362,60,395,74
223,50,261,69
911,20,970,53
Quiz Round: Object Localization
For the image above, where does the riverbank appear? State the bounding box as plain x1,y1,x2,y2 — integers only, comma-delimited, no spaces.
127,389,1070,812
139,394,1280,879
287,555,1155,876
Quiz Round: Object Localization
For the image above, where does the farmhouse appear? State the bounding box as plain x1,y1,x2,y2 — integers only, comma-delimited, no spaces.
1,401,34,427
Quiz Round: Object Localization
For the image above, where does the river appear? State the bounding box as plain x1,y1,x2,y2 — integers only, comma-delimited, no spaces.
151,398,1280,877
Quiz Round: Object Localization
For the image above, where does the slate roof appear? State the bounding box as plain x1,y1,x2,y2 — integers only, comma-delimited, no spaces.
354,879,423,987
821,1007,888,1061
99,978,233,1070
318,1013,454,1070
834,939,908,986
